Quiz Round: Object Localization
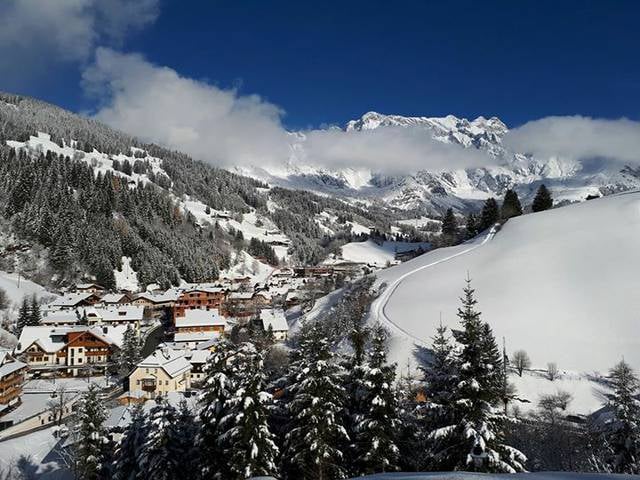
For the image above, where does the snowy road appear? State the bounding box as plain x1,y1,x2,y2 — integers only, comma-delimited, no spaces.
371,226,497,346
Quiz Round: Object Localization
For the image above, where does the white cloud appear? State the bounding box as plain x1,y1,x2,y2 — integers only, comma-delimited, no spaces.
504,116,640,166
0,0,159,82
83,49,496,174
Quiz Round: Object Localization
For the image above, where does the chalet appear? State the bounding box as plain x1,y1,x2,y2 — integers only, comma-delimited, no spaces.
259,309,289,341
173,286,226,319
84,306,145,330
40,310,80,326
272,267,294,278
174,309,226,334
172,331,222,350
0,350,27,411
128,348,192,399
74,283,106,294
222,291,258,318
133,289,180,318
48,293,101,311
100,293,133,306
182,349,211,385
15,326,121,376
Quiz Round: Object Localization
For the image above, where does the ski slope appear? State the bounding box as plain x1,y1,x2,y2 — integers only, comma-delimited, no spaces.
339,240,431,266
372,191,640,375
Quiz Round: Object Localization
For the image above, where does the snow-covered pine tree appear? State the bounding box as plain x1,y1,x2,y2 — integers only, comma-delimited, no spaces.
197,340,237,478
113,403,148,480
118,325,142,377
74,385,110,480
16,297,30,335
353,323,400,475
532,184,553,212
218,343,279,479
138,398,182,480
441,208,458,243
501,189,523,220
600,360,640,473
479,198,500,232
283,323,349,480
465,213,478,239
28,294,41,326
421,321,459,469
431,278,526,472
175,400,199,473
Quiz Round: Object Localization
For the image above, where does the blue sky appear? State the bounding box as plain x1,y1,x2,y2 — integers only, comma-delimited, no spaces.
3,0,639,129
2,0,640,173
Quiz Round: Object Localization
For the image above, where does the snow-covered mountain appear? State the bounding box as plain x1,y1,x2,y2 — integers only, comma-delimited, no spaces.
238,111,640,214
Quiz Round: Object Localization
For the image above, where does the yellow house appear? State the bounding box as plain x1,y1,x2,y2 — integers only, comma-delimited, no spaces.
128,348,192,399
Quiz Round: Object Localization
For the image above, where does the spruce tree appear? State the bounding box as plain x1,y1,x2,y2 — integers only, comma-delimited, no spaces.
113,404,148,480
501,189,523,220
283,324,348,479
16,297,30,336
219,343,279,479
138,398,182,480
600,360,640,473
175,400,199,474
118,325,142,377
28,294,41,326
429,279,526,472
532,184,553,212
74,385,110,480
479,198,500,232
465,213,478,239
354,324,400,475
197,340,236,479
441,208,458,244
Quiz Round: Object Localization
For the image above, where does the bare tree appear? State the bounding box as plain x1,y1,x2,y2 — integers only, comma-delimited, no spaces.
546,362,559,381
47,384,70,426
512,350,531,376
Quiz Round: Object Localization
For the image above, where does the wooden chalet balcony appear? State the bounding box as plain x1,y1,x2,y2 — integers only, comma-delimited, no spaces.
0,385,22,404
141,378,157,391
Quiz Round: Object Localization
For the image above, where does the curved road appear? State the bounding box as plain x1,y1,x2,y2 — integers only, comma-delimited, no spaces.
371,226,497,346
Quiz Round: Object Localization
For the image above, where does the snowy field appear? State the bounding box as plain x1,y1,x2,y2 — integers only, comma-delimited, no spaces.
0,270,50,306
339,240,430,266
369,191,640,412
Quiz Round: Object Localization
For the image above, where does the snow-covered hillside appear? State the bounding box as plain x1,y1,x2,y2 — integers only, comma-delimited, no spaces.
371,191,640,380
330,240,430,267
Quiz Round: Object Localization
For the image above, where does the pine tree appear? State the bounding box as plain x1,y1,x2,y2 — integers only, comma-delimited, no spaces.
118,325,142,377
465,213,478,239
283,324,349,479
429,279,526,472
354,324,400,474
197,340,236,478
441,208,458,244
479,198,500,232
74,385,110,480
16,297,30,336
175,400,199,473
501,189,523,220
138,398,183,480
28,294,41,326
600,360,640,473
113,404,148,480
532,184,553,212
219,343,279,479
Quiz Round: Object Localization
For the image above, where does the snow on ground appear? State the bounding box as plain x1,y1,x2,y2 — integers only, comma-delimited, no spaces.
510,369,606,416
7,132,167,188
220,251,275,284
370,191,640,413
339,240,430,266
0,427,67,478
398,217,441,228
114,256,139,292
0,270,51,306
356,472,636,479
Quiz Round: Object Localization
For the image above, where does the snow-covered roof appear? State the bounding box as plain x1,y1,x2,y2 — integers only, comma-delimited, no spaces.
137,348,192,378
135,289,180,303
0,357,27,378
75,283,104,290
173,331,221,343
184,349,211,364
259,309,289,332
175,309,225,328
49,293,96,308
228,291,254,300
100,293,130,304
183,285,225,294
85,306,144,322
40,310,79,325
